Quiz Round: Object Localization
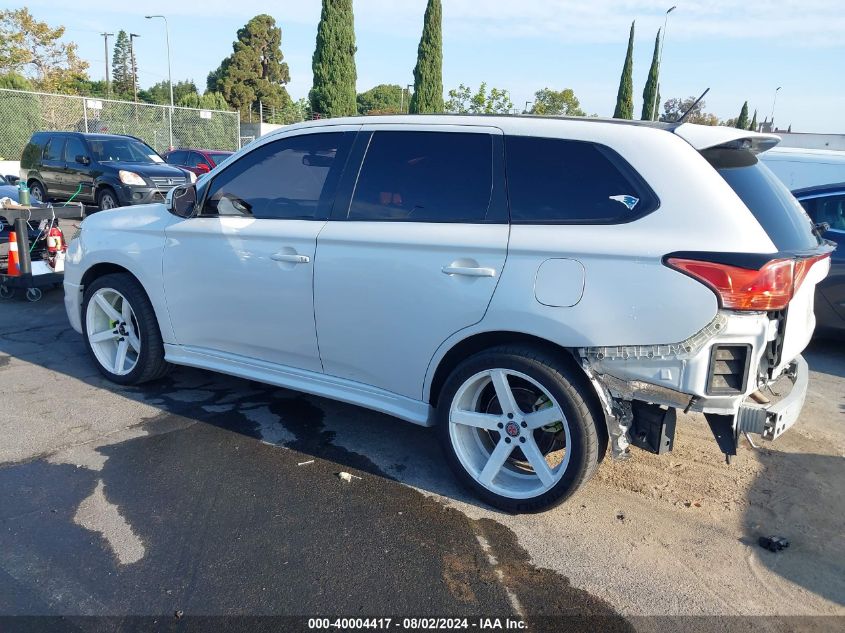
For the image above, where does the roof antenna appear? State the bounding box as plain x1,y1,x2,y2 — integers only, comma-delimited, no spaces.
677,88,710,123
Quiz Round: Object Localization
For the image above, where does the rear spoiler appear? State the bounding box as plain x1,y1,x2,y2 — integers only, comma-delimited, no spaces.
673,123,780,155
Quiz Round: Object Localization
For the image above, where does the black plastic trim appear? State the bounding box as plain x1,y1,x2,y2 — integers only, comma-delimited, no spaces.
664,243,836,271
706,344,752,395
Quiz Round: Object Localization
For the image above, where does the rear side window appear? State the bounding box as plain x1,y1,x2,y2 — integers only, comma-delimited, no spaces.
799,193,845,232
202,132,351,220
43,137,64,161
505,136,658,224
349,131,493,222
63,137,86,162
703,148,819,251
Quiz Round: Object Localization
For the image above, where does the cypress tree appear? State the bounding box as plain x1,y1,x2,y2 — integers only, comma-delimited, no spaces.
409,0,444,114
736,101,749,130
310,0,357,118
641,28,660,120
749,109,757,131
613,21,635,119
111,31,131,96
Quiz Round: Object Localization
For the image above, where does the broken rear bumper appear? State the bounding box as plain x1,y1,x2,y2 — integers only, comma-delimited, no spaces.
735,355,808,440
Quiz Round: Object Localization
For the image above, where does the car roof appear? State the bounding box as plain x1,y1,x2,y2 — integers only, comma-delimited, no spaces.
265,114,781,154
167,148,233,153
792,182,845,197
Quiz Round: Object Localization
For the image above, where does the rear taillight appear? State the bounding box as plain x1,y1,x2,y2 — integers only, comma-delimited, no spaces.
667,254,829,311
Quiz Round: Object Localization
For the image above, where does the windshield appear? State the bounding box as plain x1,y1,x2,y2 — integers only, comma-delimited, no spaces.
208,152,232,165
88,138,164,164
703,148,820,251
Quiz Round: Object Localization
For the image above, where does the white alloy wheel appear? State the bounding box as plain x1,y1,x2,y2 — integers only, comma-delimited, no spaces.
85,287,141,376
448,368,571,500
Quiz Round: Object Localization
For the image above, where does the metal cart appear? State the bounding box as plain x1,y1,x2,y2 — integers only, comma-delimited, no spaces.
0,203,83,302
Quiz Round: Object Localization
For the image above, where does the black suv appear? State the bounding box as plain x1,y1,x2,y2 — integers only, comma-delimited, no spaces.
20,132,194,211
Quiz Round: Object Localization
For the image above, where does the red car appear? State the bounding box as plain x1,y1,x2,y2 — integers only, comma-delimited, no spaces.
162,148,233,176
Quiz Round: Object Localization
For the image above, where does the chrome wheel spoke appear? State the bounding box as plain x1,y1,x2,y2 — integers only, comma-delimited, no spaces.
520,436,555,487
478,439,515,487
451,409,501,430
490,369,520,415
524,404,564,430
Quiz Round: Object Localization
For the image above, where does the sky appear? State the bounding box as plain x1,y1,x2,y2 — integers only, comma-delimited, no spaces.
15,0,845,133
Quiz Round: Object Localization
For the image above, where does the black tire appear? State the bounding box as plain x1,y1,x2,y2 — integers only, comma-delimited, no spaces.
82,273,171,385
97,187,119,211
29,181,46,203
437,345,601,513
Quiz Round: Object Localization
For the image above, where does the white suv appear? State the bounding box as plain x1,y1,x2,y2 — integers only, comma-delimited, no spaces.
64,116,832,512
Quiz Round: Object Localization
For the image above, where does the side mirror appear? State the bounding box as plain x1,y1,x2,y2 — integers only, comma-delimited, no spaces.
75,155,91,165
196,163,210,173
5,175,19,185
166,184,198,218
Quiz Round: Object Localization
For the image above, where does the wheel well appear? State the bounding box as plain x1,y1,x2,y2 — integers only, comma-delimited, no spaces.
27,178,43,190
81,263,137,290
428,330,609,460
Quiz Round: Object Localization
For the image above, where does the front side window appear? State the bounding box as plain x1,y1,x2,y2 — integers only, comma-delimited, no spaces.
43,137,64,161
186,152,207,168
505,136,658,224
348,131,493,222
800,193,845,232
202,132,350,220
63,137,86,163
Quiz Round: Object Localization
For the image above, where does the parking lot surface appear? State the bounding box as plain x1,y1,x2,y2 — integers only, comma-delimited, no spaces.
1,285,843,631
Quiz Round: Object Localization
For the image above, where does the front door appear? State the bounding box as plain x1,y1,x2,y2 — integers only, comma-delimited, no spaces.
314,126,509,400
163,128,357,372
61,135,95,203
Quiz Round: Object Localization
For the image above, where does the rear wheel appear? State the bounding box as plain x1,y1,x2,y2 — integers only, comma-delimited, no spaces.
82,273,170,385
437,345,601,513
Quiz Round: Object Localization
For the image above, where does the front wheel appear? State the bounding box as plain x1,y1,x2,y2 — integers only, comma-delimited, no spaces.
97,187,119,211
82,273,171,385
437,345,602,513
29,181,46,203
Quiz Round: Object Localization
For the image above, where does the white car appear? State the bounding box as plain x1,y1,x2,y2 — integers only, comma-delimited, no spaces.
64,115,832,512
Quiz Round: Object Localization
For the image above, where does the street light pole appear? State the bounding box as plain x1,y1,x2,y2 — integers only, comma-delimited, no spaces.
406,84,413,113
146,15,174,149
129,33,140,103
100,32,113,96
770,86,782,129
651,5,676,121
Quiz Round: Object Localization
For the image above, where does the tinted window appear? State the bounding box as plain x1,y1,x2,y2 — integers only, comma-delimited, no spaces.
166,150,187,165
207,152,231,166
203,132,349,220
43,137,64,161
88,138,162,163
704,148,819,250
186,152,207,168
506,136,657,224
800,193,845,232
63,137,86,162
349,131,492,222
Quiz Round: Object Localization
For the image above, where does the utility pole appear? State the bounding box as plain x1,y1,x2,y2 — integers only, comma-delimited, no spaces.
145,15,174,148
100,32,113,96
129,33,141,103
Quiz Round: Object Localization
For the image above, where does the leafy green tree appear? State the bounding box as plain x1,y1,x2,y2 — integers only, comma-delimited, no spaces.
409,0,443,113
208,14,292,117
0,8,88,93
529,88,585,116
749,109,757,131
111,31,132,97
357,84,404,114
445,83,513,114
310,0,357,118
641,29,660,120
613,21,635,119
142,79,198,105
661,96,719,125
736,101,749,130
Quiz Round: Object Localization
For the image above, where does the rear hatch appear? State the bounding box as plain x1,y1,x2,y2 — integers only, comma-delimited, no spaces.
674,125,834,376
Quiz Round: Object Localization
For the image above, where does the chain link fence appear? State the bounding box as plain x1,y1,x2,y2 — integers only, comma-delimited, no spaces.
0,88,240,161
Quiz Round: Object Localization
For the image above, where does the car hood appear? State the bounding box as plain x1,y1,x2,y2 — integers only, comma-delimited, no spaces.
99,162,189,178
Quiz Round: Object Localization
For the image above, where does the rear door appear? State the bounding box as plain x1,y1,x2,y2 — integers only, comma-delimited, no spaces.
313,125,508,400
61,135,95,202
40,135,66,197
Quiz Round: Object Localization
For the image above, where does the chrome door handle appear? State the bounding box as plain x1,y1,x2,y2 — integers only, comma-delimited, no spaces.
271,252,310,264
442,265,496,277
